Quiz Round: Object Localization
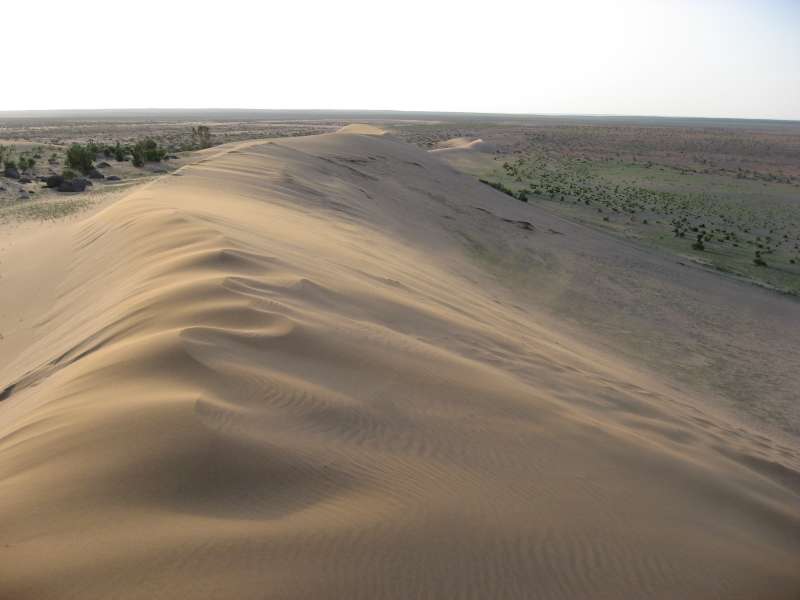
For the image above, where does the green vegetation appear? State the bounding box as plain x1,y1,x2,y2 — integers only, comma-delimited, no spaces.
474,152,800,295
130,139,167,167
65,143,95,175
59,138,167,171
0,145,15,170
112,142,127,162
17,152,36,172
480,178,528,202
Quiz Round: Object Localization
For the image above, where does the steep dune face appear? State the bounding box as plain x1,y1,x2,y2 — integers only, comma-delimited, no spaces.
0,133,798,599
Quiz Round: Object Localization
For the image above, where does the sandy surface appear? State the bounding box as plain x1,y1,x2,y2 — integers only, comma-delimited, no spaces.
429,136,495,154
0,129,797,599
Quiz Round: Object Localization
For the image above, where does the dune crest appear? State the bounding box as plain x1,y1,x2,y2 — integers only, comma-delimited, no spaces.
430,136,495,153
336,123,387,135
0,132,798,599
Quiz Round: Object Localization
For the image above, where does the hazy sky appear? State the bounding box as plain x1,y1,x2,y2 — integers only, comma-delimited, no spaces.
3,0,798,119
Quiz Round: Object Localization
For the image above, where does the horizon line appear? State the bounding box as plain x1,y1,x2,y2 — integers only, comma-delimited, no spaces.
0,107,798,124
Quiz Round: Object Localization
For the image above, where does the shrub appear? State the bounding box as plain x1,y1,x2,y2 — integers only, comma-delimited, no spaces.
65,143,95,175
131,145,144,167
131,139,166,167
18,154,36,171
113,142,128,162
86,140,101,156
191,125,213,149
143,140,166,162
0,145,16,169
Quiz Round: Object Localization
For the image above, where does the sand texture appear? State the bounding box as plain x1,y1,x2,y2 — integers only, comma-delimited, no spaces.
0,131,798,599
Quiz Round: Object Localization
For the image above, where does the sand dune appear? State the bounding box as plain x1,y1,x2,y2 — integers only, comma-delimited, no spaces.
0,131,798,598
336,123,387,135
430,136,495,153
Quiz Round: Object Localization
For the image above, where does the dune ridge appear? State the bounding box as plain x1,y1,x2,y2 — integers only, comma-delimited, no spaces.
430,137,495,154
0,131,798,599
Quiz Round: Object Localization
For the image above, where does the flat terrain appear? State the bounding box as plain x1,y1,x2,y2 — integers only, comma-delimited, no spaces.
395,118,800,295
0,114,798,598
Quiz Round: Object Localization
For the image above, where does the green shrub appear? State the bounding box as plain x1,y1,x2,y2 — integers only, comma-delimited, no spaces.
113,142,128,162
65,143,95,175
0,145,16,168
144,140,166,162
86,140,101,156
18,153,36,171
131,139,166,167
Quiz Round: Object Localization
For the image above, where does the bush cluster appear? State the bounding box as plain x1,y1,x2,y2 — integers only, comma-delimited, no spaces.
17,152,36,172
65,143,96,175
192,126,213,149
61,139,169,171
130,139,167,167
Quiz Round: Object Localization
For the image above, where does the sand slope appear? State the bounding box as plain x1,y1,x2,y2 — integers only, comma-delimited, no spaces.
0,131,798,599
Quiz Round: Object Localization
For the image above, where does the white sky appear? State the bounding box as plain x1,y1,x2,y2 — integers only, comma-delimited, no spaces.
2,0,798,119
